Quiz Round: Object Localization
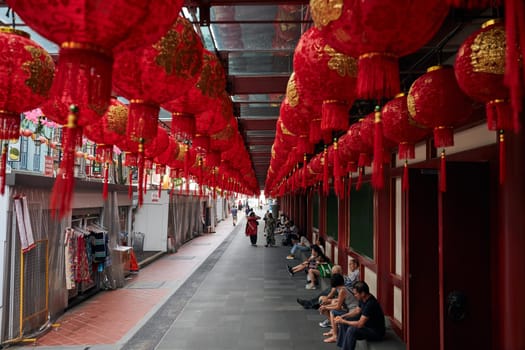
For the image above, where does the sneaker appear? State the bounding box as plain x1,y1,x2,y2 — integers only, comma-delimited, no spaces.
319,319,331,328
286,255,295,260
305,284,317,290
287,265,294,276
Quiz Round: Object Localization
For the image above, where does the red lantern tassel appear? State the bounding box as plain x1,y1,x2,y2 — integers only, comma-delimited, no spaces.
170,178,175,199
302,155,307,190
333,141,343,197
298,136,314,155
499,130,506,185
321,100,349,132
128,169,133,200
402,160,409,192
439,149,447,193
309,119,322,144
137,144,145,207
184,147,190,195
433,126,454,148
356,167,364,191
398,142,415,160
347,172,353,198
51,106,80,218
323,148,329,195
0,143,7,195
143,169,148,194
486,100,514,132
505,0,525,133
158,175,163,198
358,153,371,168
103,163,109,200
357,52,399,100
372,107,384,190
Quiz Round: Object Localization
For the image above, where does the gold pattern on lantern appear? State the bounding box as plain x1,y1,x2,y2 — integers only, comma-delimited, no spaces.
470,26,505,75
286,73,299,107
196,54,224,98
211,124,234,140
280,120,296,136
310,0,343,28
407,93,417,117
325,45,357,77
154,18,201,77
22,46,54,96
107,104,128,135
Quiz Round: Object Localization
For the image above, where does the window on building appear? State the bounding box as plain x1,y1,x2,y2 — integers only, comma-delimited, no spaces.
349,182,374,259
20,138,28,170
33,145,41,172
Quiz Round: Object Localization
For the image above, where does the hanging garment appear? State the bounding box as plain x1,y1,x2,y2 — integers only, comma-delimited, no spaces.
64,228,76,289
14,196,35,253
75,234,92,284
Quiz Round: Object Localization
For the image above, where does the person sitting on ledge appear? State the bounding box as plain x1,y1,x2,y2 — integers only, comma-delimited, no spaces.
286,232,311,260
335,281,385,350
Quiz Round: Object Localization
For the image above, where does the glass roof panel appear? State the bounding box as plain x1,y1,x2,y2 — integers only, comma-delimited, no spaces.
228,51,293,76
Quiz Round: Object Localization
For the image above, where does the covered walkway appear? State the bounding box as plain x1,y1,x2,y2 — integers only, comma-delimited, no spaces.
16,209,332,350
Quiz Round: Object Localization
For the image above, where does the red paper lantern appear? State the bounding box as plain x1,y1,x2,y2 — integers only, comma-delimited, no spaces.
310,0,449,100
408,65,475,192
164,50,226,115
155,138,180,166
280,74,316,155
455,20,509,131
8,0,183,119
293,27,357,132
0,27,54,194
382,93,431,160
84,97,128,146
382,93,431,191
408,66,475,148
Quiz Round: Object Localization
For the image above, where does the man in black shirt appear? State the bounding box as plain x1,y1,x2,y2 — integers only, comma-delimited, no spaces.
334,281,385,350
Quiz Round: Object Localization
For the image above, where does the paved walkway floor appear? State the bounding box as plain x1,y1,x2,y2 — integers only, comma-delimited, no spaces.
12,208,331,350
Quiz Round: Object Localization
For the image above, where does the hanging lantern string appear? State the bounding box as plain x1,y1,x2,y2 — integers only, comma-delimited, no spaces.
402,160,409,192
439,149,447,192
499,130,506,184
0,142,7,195
372,105,384,189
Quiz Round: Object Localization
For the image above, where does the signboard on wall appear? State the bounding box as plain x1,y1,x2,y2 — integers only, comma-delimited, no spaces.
44,156,55,177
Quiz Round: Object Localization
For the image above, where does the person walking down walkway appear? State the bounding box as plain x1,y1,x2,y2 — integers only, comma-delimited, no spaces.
245,211,261,246
231,206,238,226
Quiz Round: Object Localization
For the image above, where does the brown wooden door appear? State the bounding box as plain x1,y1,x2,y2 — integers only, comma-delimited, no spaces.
440,162,491,350
406,168,440,350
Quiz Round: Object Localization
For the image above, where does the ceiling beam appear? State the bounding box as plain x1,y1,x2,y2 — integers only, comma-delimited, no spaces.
229,75,289,94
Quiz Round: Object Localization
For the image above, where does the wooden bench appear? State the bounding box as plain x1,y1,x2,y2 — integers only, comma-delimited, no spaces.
356,318,406,350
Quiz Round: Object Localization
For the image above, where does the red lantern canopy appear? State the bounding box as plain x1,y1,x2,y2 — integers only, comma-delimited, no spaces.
446,0,501,9
310,0,449,100
0,27,54,195
408,65,475,191
114,16,204,146
293,27,357,132
113,15,203,204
